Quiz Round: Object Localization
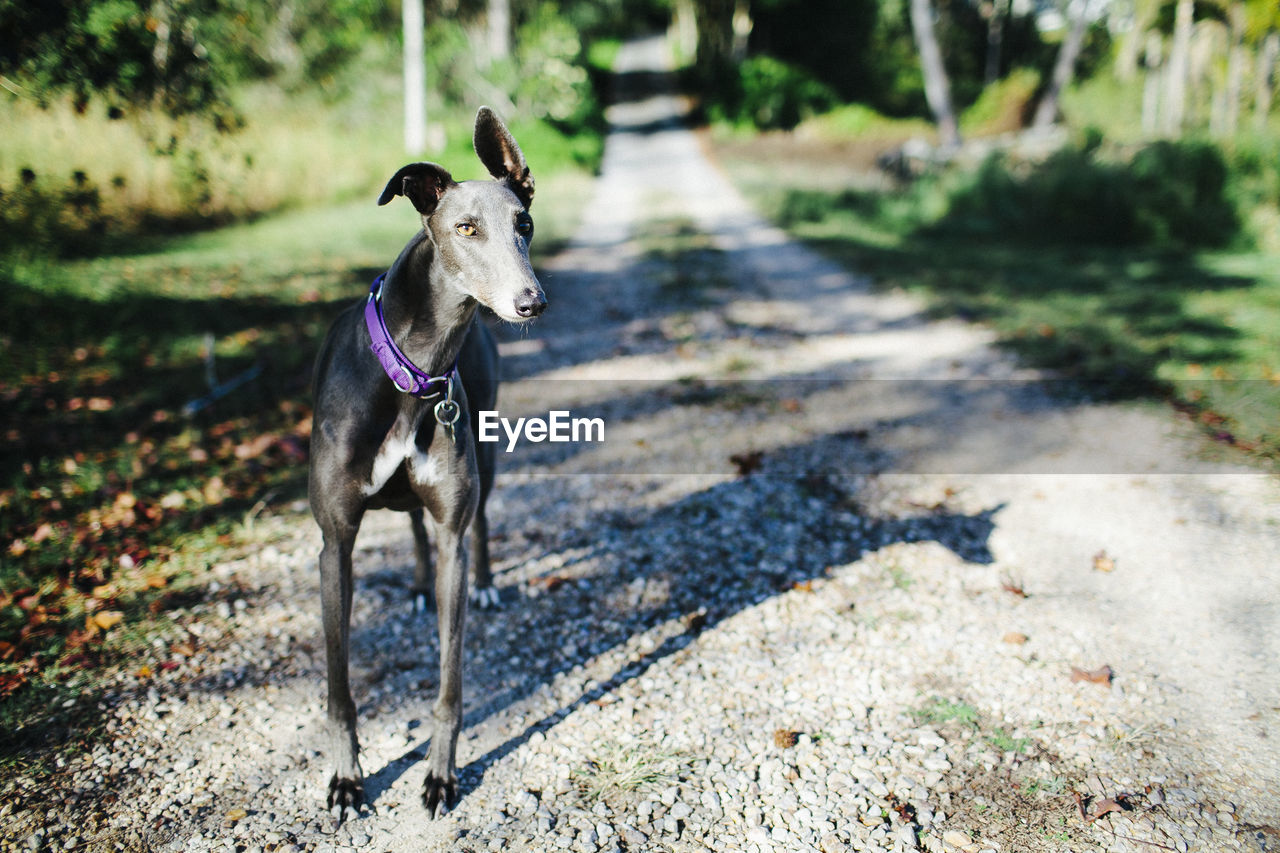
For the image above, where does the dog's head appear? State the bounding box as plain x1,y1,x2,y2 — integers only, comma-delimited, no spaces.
378,107,545,322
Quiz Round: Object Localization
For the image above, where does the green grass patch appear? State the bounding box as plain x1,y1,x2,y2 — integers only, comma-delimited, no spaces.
910,697,980,728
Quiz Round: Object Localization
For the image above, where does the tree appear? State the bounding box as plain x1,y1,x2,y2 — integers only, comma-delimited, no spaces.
404,0,426,154
1162,0,1195,133
1032,0,1093,128
909,0,961,148
488,0,511,63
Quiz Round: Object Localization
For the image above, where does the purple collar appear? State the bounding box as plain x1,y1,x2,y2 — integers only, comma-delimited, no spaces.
364,273,457,398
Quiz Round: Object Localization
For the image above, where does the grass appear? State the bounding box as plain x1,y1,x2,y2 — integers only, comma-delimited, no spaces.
731,142,1280,465
910,697,980,728
0,151,595,761
1,44,605,259
572,738,692,805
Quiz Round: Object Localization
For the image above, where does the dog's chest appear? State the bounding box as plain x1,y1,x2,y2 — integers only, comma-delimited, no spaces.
363,422,447,497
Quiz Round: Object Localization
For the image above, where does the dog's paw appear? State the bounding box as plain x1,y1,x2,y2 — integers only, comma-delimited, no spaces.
327,774,366,824
470,585,502,610
422,770,458,819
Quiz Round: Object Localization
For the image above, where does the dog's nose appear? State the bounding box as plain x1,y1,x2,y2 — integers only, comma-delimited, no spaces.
514,289,546,318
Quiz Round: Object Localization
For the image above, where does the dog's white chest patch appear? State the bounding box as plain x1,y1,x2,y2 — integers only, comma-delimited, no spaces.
365,431,416,496
364,427,448,496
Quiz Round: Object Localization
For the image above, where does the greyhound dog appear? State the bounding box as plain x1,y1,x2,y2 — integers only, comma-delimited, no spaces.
308,107,544,819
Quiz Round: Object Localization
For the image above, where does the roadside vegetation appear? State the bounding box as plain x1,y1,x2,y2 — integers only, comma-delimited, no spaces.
694,0,1280,465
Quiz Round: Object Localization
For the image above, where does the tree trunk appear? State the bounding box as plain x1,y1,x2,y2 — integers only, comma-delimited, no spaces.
1142,31,1163,135
983,0,1008,85
1162,0,1194,134
488,0,511,63
910,0,961,149
1223,2,1245,135
693,0,735,77
731,0,753,63
403,0,426,154
672,0,698,63
1032,0,1091,129
1257,32,1279,132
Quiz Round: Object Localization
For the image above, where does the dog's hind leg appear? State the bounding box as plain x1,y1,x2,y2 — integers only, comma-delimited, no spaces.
408,508,433,613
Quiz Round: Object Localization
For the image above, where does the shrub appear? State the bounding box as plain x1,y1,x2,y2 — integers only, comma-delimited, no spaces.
935,138,1243,249
706,56,839,131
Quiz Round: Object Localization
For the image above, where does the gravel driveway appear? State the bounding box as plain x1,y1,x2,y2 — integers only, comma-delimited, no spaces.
5,35,1279,853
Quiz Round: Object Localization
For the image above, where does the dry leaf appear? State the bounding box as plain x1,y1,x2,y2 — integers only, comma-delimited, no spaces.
145,573,169,589
773,728,798,749
1002,632,1028,644
92,610,125,631
528,575,567,593
135,665,153,679
1086,797,1127,823
1092,550,1115,572
1001,581,1028,598
92,584,119,600
791,580,815,593
225,807,247,822
1070,665,1113,686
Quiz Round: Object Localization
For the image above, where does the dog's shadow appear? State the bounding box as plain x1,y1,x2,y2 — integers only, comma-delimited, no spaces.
355,431,1003,806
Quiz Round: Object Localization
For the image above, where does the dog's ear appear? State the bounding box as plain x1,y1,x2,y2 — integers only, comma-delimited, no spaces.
473,106,534,209
377,162,456,215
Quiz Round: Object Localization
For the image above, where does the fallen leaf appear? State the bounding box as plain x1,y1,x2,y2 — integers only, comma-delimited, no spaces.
135,665,153,679
92,610,125,631
92,584,119,600
32,523,54,544
729,450,764,476
144,573,169,589
773,728,798,749
1092,550,1115,573
1086,797,1127,823
0,671,28,696
1001,581,1028,598
203,475,226,505
8,539,27,557
528,575,567,593
1070,664,1113,686
0,641,14,660
225,807,247,822
791,580,815,593
1002,632,1028,644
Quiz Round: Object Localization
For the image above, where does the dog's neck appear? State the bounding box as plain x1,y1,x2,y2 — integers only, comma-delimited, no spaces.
377,231,478,379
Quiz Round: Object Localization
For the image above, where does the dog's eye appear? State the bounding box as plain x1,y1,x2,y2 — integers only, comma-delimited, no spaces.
456,223,477,237
516,219,532,237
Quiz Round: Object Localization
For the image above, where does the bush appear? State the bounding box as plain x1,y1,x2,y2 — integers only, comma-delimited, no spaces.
936,138,1243,249
706,56,839,131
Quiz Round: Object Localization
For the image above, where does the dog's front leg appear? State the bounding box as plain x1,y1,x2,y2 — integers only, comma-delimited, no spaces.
319,529,365,819
423,523,468,817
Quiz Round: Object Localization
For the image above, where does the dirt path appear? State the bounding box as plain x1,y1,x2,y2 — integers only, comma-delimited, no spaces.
6,35,1279,853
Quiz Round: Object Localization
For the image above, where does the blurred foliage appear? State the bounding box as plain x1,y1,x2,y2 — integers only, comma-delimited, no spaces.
750,0,1053,118
934,137,1253,250
703,55,839,130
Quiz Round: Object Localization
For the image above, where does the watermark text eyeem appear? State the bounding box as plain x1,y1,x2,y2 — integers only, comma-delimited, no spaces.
477,410,605,452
